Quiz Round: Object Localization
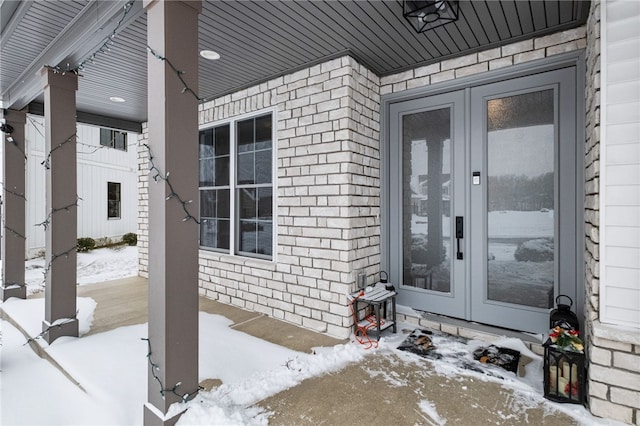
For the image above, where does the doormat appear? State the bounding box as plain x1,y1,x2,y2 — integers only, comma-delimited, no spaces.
396,329,521,377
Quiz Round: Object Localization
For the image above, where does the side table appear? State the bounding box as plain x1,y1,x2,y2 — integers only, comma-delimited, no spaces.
352,283,397,340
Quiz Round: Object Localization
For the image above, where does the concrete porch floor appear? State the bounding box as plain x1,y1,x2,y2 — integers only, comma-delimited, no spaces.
11,276,582,425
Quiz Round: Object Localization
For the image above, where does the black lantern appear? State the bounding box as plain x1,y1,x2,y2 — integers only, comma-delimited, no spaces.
544,296,585,405
550,295,580,331
403,1,460,33
543,338,586,404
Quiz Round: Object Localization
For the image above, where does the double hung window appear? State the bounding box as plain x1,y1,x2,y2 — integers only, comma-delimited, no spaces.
100,128,127,151
199,112,273,259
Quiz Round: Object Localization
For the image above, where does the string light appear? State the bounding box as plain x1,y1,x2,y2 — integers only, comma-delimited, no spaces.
35,196,82,231
47,1,135,75
5,227,26,240
146,45,203,102
141,337,202,401
41,246,78,284
41,133,77,170
144,143,199,224
4,187,27,201
24,314,78,345
27,116,136,155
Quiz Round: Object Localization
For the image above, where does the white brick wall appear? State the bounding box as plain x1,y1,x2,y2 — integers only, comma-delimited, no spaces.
190,57,381,339
379,26,586,94
137,123,149,278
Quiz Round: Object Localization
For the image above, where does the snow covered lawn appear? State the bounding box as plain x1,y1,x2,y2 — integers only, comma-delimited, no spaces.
24,245,139,295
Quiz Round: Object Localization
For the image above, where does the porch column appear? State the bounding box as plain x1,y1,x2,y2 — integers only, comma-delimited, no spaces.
41,68,79,343
143,1,201,424
1,109,27,301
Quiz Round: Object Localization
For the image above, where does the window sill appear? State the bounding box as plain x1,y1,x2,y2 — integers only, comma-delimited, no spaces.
592,320,640,345
199,248,276,270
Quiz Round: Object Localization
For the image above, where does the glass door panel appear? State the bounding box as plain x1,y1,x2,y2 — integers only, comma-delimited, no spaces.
470,67,577,333
389,90,466,318
486,89,555,309
402,108,451,293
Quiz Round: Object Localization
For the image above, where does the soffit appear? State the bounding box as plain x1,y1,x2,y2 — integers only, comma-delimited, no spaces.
0,0,590,127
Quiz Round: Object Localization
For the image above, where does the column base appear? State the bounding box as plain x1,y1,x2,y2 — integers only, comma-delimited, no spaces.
1,285,26,301
42,318,79,344
143,403,186,426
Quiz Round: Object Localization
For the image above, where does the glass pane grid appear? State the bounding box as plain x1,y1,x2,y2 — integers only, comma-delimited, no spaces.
199,114,273,259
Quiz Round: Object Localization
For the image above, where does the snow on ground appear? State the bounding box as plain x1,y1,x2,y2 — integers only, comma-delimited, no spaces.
23,245,138,294
0,247,626,425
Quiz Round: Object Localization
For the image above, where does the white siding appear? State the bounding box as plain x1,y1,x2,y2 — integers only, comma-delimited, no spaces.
25,116,138,257
600,0,640,328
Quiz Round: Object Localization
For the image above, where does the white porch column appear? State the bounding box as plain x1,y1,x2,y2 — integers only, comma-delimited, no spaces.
41,68,79,343
1,109,27,301
143,1,201,424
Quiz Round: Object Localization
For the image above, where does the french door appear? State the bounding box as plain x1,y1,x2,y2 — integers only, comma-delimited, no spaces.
388,67,577,333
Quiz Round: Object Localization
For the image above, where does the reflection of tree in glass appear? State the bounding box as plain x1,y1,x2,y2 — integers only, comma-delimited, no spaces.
402,108,451,287
488,172,554,211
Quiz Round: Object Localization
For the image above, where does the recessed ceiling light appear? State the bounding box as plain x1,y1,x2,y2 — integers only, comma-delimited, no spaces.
200,50,220,60
109,96,126,103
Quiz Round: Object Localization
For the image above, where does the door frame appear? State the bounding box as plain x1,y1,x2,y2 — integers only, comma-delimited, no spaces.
380,50,586,333
469,67,577,332
389,90,467,318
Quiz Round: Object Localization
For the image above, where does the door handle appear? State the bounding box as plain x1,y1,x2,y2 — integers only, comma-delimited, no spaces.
455,216,464,260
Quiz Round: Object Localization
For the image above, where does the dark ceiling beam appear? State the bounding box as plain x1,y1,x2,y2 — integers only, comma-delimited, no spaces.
1,0,144,111
27,102,142,134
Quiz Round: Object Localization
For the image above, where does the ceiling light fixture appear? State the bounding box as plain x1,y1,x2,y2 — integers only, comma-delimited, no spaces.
199,50,220,60
403,1,460,33
109,96,126,103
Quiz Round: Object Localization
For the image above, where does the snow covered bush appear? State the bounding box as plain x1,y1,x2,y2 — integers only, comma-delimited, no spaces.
77,237,96,253
122,233,137,246
514,238,554,262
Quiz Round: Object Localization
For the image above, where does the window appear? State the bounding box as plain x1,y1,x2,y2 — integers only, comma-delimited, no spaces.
108,182,121,219
199,112,273,259
100,128,127,151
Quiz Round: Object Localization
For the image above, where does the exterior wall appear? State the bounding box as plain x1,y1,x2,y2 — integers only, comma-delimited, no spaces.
587,1,640,424
599,0,640,328
138,57,381,338
24,115,138,257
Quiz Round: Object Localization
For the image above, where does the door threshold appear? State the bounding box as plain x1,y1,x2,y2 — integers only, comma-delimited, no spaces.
397,307,546,355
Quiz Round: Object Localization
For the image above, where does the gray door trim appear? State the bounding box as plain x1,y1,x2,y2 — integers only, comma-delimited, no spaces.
380,50,586,333
389,91,466,317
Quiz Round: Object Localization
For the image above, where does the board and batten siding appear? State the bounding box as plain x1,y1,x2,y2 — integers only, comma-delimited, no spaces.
600,0,640,329
25,115,138,257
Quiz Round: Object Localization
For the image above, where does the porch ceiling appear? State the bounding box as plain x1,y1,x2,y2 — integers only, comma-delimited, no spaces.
0,0,590,128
